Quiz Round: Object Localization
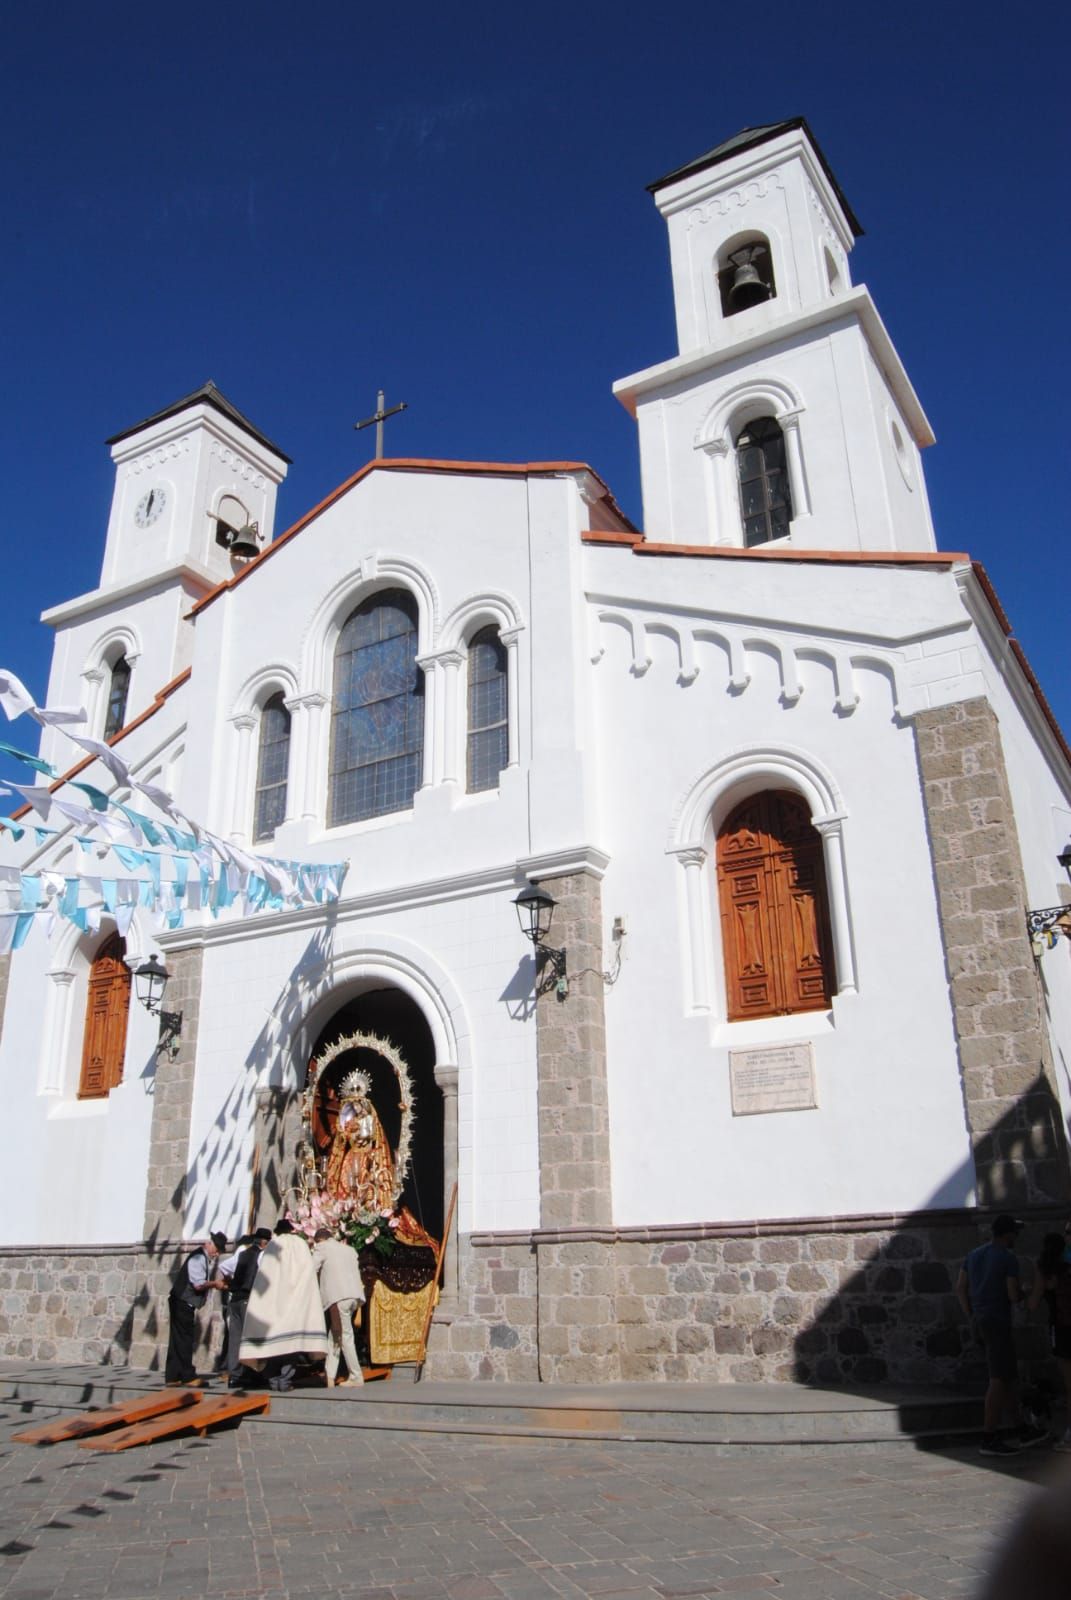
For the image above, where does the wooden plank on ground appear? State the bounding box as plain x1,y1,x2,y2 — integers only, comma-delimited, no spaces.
80,1391,269,1452
359,1366,392,1383
13,1389,200,1444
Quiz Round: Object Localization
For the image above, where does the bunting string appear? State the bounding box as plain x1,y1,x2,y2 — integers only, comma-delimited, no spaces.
0,668,348,951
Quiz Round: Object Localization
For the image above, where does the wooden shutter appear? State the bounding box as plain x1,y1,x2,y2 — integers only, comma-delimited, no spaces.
78,934,131,1099
717,792,835,1021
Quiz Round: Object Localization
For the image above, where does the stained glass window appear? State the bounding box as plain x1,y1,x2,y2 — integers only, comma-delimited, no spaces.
467,627,508,793
329,589,424,825
254,693,290,840
104,656,131,738
735,417,793,547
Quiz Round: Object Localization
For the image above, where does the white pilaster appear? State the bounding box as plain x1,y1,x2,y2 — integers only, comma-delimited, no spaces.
39,968,76,1096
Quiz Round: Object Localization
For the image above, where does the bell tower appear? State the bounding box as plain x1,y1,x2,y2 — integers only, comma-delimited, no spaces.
99,381,290,590
614,119,937,554
38,384,289,762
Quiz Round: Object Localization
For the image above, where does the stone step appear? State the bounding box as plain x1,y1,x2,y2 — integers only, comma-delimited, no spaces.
0,1362,985,1451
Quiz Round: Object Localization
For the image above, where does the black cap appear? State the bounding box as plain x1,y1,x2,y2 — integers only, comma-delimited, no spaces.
210,1230,228,1251
992,1213,1024,1236
253,1227,273,1243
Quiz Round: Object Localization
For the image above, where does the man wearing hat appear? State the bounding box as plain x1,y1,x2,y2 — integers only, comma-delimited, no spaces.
164,1231,227,1386
956,1213,1045,1455
221,1228,273,1389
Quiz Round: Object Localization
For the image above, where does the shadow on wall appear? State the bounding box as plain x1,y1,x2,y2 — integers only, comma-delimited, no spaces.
83,919,341,1369
791,1070,1070,1391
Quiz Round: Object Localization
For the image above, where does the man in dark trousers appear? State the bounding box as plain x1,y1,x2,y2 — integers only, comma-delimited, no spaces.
956,1212,1046,1456
165,1233,225,1386
224,1229,272,1389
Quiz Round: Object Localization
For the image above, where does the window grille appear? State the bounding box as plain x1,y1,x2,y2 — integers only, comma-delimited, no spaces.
735,417,793,547
253,693,291,840
104,656,131,738
466,627,508,792
328,589,424,825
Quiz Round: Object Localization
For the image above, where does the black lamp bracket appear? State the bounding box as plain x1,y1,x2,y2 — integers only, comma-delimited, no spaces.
157,1009,183,1058
534,945,568,999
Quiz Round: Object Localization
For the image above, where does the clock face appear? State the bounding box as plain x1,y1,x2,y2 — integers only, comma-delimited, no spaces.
134,485,168,528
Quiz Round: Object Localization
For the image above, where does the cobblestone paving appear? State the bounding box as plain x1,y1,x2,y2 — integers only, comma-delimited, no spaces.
0,1398,1061,1600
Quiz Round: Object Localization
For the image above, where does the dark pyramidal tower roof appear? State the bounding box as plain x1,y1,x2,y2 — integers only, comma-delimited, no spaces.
106,380,291,463
647,117,863,238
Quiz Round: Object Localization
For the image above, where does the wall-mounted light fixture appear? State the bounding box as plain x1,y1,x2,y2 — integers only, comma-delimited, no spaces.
513,885,568,1000
134,955,183,1059
1027,848,1071,957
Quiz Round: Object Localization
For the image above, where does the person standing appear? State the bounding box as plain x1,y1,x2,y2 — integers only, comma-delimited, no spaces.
237,1222,328,1391
1028,1228,1071,1450
956,1213,1046,1456
221,1230,272,1388
165,1234,225,1386
312,1228,366,1387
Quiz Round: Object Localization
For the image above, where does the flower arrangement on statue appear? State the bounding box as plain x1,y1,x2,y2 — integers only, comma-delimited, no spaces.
286,1189,399,1258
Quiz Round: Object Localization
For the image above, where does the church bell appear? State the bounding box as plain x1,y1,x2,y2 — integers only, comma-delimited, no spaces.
727,247,773,311
226,522,261,560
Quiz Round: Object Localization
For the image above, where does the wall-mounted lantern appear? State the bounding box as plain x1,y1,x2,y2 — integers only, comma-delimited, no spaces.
134,955,183,1059
513,885,569,999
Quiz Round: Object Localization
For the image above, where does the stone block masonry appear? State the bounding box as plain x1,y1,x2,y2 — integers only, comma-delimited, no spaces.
913,697,1070,1207
142,944,205,1244
1,1207,1059,1382
0,1242,224,1368
531,868,619,1380
424,1207,1059,1385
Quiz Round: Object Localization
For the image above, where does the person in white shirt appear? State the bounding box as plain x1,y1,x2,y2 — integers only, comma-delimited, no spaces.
312,1228,366,1387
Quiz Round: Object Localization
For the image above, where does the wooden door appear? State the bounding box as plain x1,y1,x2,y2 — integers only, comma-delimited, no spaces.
717,792,835,1021
78,934,131,1099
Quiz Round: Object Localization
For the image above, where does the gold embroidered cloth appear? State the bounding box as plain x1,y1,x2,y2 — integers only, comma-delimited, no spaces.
368,1279,438,1364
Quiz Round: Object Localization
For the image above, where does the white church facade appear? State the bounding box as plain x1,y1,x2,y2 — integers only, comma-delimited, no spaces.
2,119,1069,1385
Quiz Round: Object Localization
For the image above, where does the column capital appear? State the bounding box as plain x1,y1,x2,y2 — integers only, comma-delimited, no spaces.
673,845,708,870
434,1062,459,1094
287,691,330,713
230,712,257,733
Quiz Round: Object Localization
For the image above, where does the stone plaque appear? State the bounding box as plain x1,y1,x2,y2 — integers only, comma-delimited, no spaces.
729,1042,817,1116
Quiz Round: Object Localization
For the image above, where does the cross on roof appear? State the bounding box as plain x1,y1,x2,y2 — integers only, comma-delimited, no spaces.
354,390,408,459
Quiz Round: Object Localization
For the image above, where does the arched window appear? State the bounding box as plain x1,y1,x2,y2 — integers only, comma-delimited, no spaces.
253,693,290,840
467,627,508,793
78,932,131,1098
735,417,792,547
328,588,424,826
104,656,131,738
716,791,835,1021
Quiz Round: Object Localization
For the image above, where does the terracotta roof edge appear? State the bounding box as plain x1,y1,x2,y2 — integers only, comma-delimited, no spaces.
191,458,632,618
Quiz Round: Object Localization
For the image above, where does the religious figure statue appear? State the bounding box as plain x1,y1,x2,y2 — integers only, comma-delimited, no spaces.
324,1070,397,1213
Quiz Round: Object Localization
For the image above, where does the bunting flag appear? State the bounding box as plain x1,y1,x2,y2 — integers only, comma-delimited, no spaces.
0,667,349,940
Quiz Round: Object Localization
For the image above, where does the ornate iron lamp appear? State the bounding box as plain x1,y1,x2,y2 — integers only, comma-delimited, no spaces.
134,955,183,1059
513,885,568,999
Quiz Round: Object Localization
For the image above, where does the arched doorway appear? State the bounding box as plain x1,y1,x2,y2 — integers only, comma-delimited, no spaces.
307,986,444,1242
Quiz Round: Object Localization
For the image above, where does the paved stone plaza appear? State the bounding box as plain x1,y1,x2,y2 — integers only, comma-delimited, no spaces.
0,1397,1064,1600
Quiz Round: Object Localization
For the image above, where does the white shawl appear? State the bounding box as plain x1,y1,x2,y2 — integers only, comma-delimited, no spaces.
238,1234,328,1366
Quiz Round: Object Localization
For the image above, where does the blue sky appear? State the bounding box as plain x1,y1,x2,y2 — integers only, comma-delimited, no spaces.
3,1,1069,735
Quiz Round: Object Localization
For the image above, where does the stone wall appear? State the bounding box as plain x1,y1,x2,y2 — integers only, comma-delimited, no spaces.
913,697,1070,1207
425,1207,1058,1386
142,945,205,1244
424,1235,538,1381
0,1243,224,1369
530,870,619,1380
4,1208,1058,1383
